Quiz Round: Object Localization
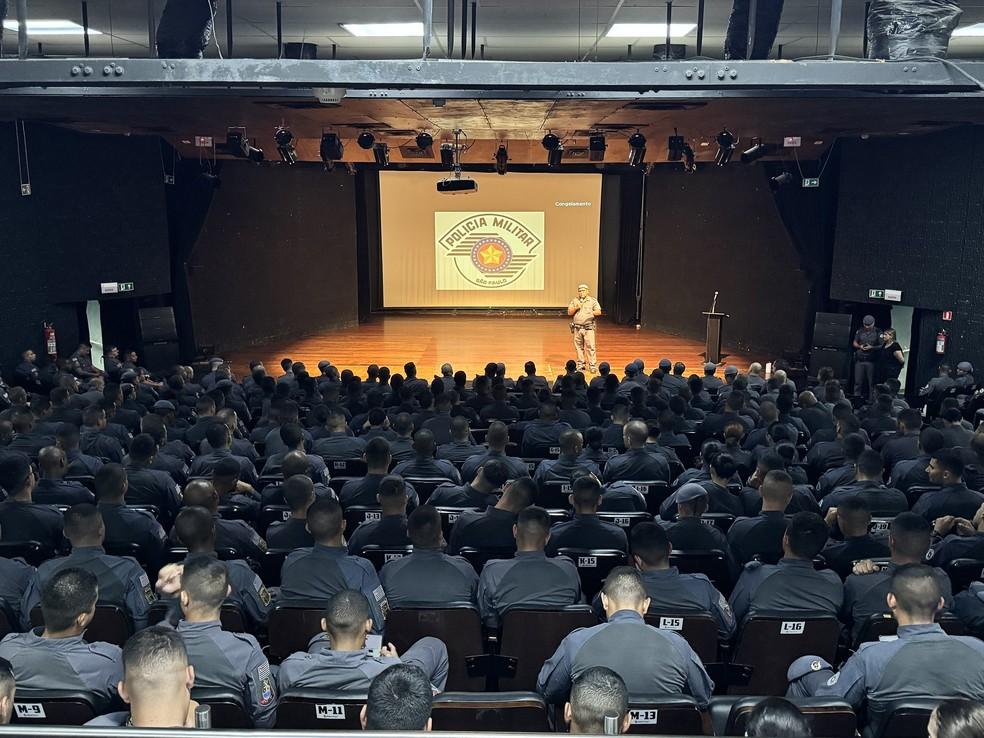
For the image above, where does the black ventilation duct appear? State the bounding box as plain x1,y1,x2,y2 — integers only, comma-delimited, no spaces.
156,0,216,59
866,0,962,60
724,0,784,60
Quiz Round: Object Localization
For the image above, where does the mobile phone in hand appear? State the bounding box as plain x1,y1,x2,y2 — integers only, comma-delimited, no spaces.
366,634,383,658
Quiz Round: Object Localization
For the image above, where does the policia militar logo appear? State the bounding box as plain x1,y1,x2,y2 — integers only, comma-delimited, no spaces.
436,212,544,289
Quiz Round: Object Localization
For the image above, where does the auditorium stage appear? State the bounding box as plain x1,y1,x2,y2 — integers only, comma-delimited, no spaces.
225,315,755,381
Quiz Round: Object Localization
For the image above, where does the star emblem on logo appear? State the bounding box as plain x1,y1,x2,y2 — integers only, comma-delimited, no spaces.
479,243,504,266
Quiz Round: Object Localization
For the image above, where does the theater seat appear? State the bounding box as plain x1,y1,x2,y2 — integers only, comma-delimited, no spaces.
259,548,291,588
11,690,101,725
537,480,572,509
855,612,966,648
163,546,240,565
498,605,598,691
343,506,382,533
431,691,548,732
458,546,515,574
433,506,481,541
192,687,252,729
625,480,671,517
268,600,326,663
723,696,857,737
275,689,366,729
644,612,719,663
874,698,943,738
0,541,54,568
596,511,653,532
217,503,250,521
386,604,485,691
325,458,368,477
64,475,96,493
102,540,155,574
699,513,736,533
31,603,132,647
404,477,457,505
356,545,413,572
669,549,734,596
626,695,705,735
946,558,984,593
729,615,841,695
257,505,290,536
556,548,628,599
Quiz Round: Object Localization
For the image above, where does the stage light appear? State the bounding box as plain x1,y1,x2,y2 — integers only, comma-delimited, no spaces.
319,132,344,170
274,127,297,165
627,132,647,168
714,129,738,167
156,0,216,58
357,131,376,150
741,138,771,163
415,132,434,152
542,133,562,167
541,132,561,151
440,143,455,168
667,130,686,162
495,144,509,175
681,144,696,173
588,134,607,162
226,129,264,163
770,171,795,191
372,143,390,166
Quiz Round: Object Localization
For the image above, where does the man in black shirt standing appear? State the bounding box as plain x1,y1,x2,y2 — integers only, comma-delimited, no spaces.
853,315,881,402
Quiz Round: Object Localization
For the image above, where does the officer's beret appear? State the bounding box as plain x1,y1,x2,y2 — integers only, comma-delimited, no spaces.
213,457,243,478
120,370,138,382
724,365,739,376
153,401,175,413
658,358,672,370
318,360,331,370
704,362,717,373
958,361,974,373
788,655,833,682
862,315,875,326
676,483,708,504
0,452,31,494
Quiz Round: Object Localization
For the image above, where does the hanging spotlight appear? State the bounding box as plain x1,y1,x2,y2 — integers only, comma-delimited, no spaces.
714,129,738,167
225,128,264,163
440,143,455,169
372,143,390,166
681,144,696,173
319,132,344,170
495,144,509,175
667,129,686,162
357,131,375,150
769,171,795,191
588,134,607,162
627,131,647,168
274,127,297,165
415,131,434,153
741,137,771,163
542,132,563,167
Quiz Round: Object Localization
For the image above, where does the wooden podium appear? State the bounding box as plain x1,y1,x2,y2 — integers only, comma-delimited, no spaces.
703,311,728,364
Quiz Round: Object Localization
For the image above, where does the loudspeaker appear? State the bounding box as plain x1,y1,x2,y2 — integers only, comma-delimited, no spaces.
142,341,181,373
813,312,853,349
809,347,852,382
139,307,178,343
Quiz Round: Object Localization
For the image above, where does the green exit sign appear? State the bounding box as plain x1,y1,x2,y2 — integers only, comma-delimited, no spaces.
119,282,134,293
802,177,820,188
869,289,885,299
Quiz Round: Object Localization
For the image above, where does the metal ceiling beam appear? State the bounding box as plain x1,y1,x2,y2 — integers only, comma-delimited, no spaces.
0,58,980,93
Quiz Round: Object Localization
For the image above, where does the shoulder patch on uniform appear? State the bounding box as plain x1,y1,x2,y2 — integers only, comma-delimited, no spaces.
826,672,840,686
139,573,156,605
372,585,390,619
256,661,274,706
253,575,272,607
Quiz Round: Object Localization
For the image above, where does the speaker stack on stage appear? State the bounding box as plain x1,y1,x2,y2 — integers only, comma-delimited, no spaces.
809,312,852,381
139,307,180,372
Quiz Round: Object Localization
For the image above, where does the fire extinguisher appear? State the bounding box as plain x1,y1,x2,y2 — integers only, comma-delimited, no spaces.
935,328,948,356
43,322,58,360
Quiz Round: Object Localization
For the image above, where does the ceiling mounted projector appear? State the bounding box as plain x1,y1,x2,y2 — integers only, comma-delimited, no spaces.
437,177,478,194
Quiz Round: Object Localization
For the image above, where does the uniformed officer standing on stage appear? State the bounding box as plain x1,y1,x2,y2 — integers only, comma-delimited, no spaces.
568,284,602,373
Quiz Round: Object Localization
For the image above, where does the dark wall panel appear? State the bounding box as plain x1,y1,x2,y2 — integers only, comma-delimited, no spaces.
185,162,359,351
640,166,816,357
0,124,170,371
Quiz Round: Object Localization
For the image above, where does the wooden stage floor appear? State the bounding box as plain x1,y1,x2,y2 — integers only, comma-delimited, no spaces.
226,315,756,381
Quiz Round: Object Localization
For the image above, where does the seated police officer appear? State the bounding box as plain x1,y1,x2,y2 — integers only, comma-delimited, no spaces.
537,567,713,707
739,452,819,517
821,449,908,516
728,470,794,566
277,589,449,693
80,406,124,462
340,438,420,510
428,458,506,509
21,504,155,630
176,556,277,728
820,498,890,579
380,505,478,608
56,423,104,479
361,664,433,731
533,430,601,495
346,475,412,555
260,451,336,507
170,507,272,629
124,433,182,525
928,500,984,569
661,451,743,519
94,463,167,573
914,449,984,522
460,423,530,484
392,429,461,483
603,421,670,485
435,416,478,462
33,446,93,505
312,411,367,460
564,667,632,736
477,505,581,628
86,626,198,728
262,423,329,486
279,498,388,633
660,483,732,558
210,456,262,522
447,476,535,555
607,522,735,640
0,542,33,628
816,433,866,499
788,564,984,738
889,427,945,494
545,475,627,555
0,452,64,551
520,402,573,456
729,512,843,625
265,474,316,549
0,568,122,709
170,479,265,560
844,512,950,642
189,422,259,485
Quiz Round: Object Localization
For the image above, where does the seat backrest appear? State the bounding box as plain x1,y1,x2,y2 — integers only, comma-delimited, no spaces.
102,541,149,570
498,606,599,691
192,687,252,729
65,476,96,492
644,611,719,663
356,545,414,572
596,512,654,532
730,615,841,695
875,698,943,738
403,477,456,505
325,458,367,477
537,480,573,510
633,480,671,517
556,548,628,599
220,602,247,633
343,506,382,533
11,690,100,725
457,547,515,574
386,605,485,692
217,503,248,521
869,517,894,535
726,696,857,738
163,547,240,565
268,602,327,663
0,541,53,568
626,695,704,735
260,548,292,588
946,558,984,593
700,513,736,533
258,505,291,536
669,549,734,596
432,691,549,732
30,603,132,647
434,506,481,541
275,689,366,729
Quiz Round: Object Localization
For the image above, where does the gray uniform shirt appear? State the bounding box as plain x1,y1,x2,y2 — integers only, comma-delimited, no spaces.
729,558,844,624
379,549,478,607
477,551,582,628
